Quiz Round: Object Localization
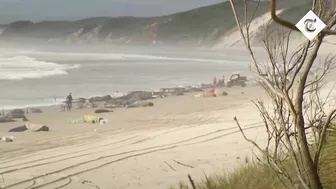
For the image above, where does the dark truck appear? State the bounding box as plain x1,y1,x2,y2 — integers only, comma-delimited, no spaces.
226,74,247,87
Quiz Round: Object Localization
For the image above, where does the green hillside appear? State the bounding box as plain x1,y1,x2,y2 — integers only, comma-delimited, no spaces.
0,0,312,46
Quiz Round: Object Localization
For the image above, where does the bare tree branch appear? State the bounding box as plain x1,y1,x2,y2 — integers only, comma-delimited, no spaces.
270,0,336,35
314,108,336,164
228,0,336,189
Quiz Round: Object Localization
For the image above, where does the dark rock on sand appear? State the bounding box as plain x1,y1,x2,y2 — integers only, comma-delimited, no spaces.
33,125,49,132
185,87,203,92
25,123,49,132
0,116,15,123
103,101,126,108
151,92,167,98
175,91,184,96
144,102,154,107
127,101,154,108
161,87,205,96
105,91,154,107
222,92,228,96
103,102,119,109
89,95,112,102
77,98,87,103
9,126,28,132
161,87,186,94
30,108,42,113
122,91,154,101
94,109,113,113
7,109,25,118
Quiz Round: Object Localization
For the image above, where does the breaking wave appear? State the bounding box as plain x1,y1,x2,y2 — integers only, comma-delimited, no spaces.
1,98,64,110
0,55,80,80
18,50,243,64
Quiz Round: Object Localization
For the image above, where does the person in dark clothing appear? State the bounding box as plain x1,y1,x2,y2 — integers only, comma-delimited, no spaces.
66,93,73,111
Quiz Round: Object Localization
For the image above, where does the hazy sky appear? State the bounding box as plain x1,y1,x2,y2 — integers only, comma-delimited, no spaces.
0,0,223,23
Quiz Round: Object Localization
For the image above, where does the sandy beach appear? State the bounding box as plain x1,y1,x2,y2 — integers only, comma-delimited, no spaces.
2,0,336,188
1,18,335,189
0,85,268,189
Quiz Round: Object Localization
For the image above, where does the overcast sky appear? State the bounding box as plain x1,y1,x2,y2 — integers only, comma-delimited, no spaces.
0,0,223,24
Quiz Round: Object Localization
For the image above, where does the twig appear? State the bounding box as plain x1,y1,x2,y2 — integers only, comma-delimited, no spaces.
173,159,194,168
82,180,100,189
164,161,176,171
188,174,196,189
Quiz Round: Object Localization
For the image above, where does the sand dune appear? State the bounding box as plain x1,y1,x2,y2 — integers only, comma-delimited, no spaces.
214,9,284,48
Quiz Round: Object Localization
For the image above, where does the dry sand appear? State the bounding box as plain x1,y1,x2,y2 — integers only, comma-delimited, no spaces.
0,85,268,189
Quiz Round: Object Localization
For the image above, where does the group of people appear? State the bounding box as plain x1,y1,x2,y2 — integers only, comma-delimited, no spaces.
212,76,226,86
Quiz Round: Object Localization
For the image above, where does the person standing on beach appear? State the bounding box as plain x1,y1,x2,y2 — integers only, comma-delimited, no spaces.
66,93,73,111
212,76,217,85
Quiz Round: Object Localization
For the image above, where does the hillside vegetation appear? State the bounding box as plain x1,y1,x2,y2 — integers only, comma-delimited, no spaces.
0,0,312,46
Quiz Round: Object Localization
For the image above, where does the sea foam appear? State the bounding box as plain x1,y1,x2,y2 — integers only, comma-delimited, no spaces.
18,50,245,64
0,55,80,80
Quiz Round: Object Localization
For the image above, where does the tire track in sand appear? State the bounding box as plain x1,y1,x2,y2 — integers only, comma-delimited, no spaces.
0,120,230,172
0,134,141,171
0,128,121,164
28,125,263,189
1,124,263,189
0,124,192,170
0,115,209,164
0,128,143,166
0,113,220,164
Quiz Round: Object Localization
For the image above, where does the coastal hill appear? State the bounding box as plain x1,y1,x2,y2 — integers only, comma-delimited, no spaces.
0,0,312,47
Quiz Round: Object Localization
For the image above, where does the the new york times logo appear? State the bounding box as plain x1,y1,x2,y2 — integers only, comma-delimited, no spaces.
296,10,326,41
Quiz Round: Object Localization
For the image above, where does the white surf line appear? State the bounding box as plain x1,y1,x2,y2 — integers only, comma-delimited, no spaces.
19,51,247,64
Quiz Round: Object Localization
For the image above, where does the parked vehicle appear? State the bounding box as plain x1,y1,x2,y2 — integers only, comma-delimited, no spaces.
226,74,247,87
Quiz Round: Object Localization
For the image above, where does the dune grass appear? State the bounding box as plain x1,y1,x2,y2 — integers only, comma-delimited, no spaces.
170,129,336,189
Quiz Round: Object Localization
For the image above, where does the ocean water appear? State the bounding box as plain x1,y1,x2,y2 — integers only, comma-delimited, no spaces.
0,47,250,109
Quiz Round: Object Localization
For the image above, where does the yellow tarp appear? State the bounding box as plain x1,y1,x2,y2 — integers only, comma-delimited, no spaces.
83,115,100,123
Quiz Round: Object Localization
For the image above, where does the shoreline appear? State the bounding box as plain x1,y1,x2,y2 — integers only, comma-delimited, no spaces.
0,81,233,113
